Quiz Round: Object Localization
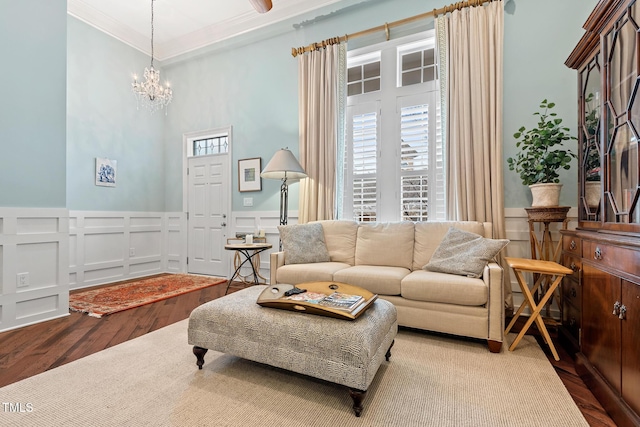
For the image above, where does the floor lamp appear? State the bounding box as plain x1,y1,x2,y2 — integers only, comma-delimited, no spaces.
261,148,307,227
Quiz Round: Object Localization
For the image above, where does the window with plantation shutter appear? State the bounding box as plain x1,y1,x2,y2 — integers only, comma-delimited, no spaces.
340,30,445,223
352,111,378,221
400,103,429,221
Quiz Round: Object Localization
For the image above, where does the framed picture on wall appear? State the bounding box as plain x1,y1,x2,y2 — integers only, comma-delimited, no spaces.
238,157,262,192
95,157,117,187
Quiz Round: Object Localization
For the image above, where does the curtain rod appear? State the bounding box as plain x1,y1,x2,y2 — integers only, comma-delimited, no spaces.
291,0,495,57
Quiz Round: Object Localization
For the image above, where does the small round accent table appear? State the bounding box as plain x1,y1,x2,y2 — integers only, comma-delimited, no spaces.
224,243,272,294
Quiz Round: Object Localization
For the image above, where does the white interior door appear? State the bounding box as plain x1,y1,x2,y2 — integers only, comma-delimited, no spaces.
187,154,229,276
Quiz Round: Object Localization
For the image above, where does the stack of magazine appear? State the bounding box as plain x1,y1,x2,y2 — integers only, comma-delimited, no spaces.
284,291,365,312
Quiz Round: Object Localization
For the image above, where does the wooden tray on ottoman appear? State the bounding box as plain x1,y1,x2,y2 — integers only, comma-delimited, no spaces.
257,281,377,320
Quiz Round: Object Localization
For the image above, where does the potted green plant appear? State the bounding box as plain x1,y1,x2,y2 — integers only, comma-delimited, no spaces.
507,99,577,206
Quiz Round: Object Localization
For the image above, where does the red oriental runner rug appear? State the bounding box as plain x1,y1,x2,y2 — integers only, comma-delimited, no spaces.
69,274,226,318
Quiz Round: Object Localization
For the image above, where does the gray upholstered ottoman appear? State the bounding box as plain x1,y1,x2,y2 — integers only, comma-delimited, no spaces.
188,285,397,416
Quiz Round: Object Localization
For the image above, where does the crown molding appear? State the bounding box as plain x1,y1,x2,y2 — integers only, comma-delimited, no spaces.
68,0,150,56
68,0,344,61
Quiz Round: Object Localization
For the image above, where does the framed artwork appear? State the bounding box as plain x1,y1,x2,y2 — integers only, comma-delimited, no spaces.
95,157,117,187
238,157,262,192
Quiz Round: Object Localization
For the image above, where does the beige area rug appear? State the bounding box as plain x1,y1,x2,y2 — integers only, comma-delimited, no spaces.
0,320,587,427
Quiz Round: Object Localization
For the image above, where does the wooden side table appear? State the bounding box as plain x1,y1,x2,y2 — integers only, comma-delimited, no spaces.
224,242,272,294
525,206,570,263
525,206,570,318
504,257,572,361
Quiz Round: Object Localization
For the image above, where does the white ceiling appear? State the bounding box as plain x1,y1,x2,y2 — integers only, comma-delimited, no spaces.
67,0,346,61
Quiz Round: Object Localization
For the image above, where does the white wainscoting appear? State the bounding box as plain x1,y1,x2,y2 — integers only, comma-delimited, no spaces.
69,211,186,290
0,208,70,332
503,207,578,317
0,207,569,333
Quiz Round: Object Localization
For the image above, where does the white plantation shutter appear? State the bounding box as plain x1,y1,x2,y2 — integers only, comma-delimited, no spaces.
400,103,429,221
352,110,378,222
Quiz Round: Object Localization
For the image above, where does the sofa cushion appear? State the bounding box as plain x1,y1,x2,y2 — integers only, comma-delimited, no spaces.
423,227,508,278
333,265,409,296
355,222,414,270
278,223,330,265
276,262,351,285
401,270,487,306
315,220,358,265
413,221,487,270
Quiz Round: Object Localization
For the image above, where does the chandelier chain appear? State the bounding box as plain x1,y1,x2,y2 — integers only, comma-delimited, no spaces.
150,0,155,68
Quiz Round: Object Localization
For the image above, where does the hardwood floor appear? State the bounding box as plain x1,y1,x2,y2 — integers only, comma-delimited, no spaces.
0,278,617,426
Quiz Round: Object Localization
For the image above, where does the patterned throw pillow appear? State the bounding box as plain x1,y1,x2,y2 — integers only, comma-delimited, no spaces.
423,227,509,278
278,223,331,265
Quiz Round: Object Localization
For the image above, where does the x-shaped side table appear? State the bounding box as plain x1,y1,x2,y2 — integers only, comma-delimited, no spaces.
504,257,573,361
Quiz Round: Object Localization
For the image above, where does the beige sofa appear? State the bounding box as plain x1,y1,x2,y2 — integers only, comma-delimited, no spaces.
270,220,505,352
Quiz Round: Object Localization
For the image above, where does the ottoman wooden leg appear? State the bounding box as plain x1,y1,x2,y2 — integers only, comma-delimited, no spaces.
193,346,208,369
348,388,367,417
385,340,395,361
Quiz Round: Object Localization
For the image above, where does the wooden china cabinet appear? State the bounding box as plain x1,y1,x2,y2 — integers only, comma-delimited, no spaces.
564,1,640,426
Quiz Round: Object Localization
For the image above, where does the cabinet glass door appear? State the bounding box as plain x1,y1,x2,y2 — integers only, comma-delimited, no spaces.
580,57,601,221
604,5,640,224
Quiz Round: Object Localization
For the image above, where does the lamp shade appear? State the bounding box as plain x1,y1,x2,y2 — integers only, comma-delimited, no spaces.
261,149,307,180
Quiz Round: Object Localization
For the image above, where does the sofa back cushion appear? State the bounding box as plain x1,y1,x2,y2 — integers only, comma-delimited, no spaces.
413,221,488,270
355,222,414,269
316,220,358,265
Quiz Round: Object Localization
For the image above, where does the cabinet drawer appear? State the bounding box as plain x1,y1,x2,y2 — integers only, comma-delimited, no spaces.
562,254,582,281
562,299,581,340
562,277,582,309
583,240,640,277
563,235,582,256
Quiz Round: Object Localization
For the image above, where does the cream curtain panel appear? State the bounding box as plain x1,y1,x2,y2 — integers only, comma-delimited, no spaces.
436,1,512,309
297,43,347,223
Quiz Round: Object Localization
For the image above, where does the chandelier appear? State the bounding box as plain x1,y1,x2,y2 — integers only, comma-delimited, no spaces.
132,0,173,113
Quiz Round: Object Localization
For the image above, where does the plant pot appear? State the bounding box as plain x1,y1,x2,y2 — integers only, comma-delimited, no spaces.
529,183,562,207
585,181,601,208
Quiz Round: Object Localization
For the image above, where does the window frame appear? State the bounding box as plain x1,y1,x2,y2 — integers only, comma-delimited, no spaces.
342,30,443,223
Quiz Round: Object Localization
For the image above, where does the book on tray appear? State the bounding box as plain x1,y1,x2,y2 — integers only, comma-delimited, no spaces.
284,291,364,312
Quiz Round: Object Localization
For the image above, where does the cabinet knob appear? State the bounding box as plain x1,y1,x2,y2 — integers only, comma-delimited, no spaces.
619,305,627,320
571,288,577,298
613,301,621,315
570,240,577,250
594,247,603,260
569,317,576,327
570,262,579,272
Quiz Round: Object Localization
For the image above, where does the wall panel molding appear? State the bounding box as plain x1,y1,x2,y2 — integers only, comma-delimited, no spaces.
69,211,187,290
0,208,69,332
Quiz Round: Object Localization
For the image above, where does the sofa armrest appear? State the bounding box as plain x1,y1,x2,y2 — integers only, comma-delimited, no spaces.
484,261,505,345
270,251,285,284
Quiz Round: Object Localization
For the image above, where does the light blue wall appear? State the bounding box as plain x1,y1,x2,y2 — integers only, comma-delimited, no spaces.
162,0,441,212
0,0,67,207
503,0,599,208
0,0,601,213
66,17,165,211
163,0,599,213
